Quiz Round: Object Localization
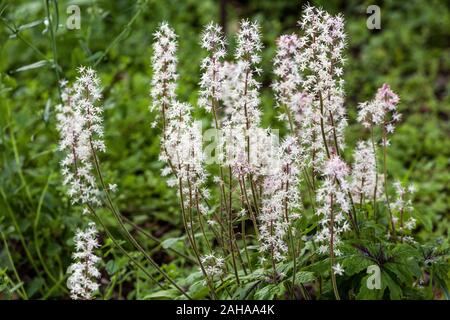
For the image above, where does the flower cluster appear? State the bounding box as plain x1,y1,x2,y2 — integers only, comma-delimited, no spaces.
358,83,401,146
67,222,101,300
295,5,348,167
350,140,383,202
151,24,209,216
141,3,418,297
150,22,178,115
220,61,240,116
222,126,279,177
259,136,302,261
162,102,208,209
152,23,214,242
392,181,417,241
315,156,352,259
199,23,226,115
198,20,280,181
273,34,303,127
201,254,225,278
221,20,266,178
56,66,105,206
227,19,263,130
72,67,105,152
235,19,264,65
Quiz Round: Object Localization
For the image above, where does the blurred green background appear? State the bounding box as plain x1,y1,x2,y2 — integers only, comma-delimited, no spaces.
0,0,449,298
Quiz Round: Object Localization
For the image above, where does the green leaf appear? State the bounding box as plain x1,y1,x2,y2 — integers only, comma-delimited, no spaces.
43,98,52,123
391,243,420,259
13,60,48,73
234,280,260,300
26,277,45,298
254,283,286,300
187,280,210,299
161,236,183,250
105,259,120,275
105,257,129,275
9,282,25,294
17,20,44,31
305,257,331,275
384,262,414,284
382,272,403,300
295,271,316,284
143,289,179,300
341,254,374,276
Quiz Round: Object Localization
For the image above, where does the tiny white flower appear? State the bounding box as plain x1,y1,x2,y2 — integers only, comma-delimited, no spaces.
332,263,344,276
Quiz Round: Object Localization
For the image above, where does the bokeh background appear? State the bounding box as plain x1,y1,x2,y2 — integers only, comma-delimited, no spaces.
0,0,449,298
